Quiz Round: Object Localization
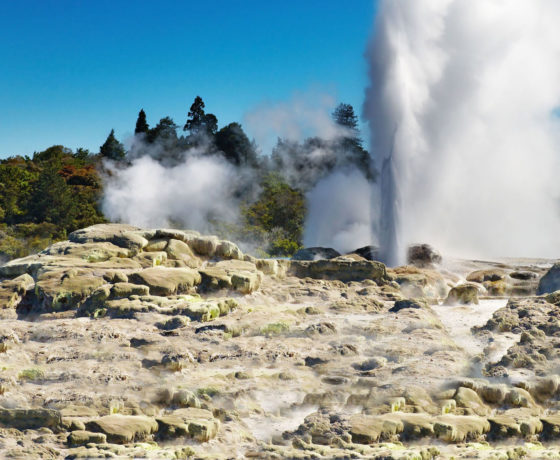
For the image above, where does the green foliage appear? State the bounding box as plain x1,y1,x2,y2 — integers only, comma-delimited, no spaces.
0,158,38,224
215,122,258,167
29,159,77,228
242,173,305,256
146,116,177,144
0,223,61,262
333,102,359,132
260,321,290,336
183,96,218,137
17,367,45,381
0,99,374,264
100,129,126,161
0,145,105,261
135,108,149,134
332,103,376,181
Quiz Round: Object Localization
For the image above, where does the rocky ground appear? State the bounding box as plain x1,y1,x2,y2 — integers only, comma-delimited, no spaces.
0,224,560,459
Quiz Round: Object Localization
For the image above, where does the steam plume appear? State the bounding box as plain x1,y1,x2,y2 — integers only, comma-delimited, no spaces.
102,154,238,231
366,0,560,263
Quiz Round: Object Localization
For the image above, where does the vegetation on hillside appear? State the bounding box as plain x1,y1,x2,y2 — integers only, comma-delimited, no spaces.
0,97,374,261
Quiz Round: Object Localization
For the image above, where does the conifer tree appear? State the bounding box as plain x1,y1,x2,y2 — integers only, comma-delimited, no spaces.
99,129,126,161
135,109,149,134
183,96,218,137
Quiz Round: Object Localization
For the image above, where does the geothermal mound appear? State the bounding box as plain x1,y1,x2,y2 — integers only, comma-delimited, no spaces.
0,224,560,458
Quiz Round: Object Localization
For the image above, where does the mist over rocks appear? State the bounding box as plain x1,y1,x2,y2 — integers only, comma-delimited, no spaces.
0,223,558,457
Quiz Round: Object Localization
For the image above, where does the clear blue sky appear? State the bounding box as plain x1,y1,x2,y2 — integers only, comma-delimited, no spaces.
0,0,377,158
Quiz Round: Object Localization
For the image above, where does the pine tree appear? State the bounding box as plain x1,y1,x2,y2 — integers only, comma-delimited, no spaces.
146,117,177,144
215,122,258,167
183,96,218,137
135,109,149,134
28,160,77,230
332,103,376,180
332,103,359,138
100,129,126,161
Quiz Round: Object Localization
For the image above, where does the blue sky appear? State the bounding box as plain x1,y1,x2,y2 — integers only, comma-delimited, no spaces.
0,0,377,158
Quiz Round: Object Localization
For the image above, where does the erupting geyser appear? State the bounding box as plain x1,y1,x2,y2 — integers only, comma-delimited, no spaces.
366,0,560,264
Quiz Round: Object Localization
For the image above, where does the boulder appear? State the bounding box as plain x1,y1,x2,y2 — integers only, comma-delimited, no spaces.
41,241,131,262
165,239,201,268
128,267,201,296
389,298,429,313
433,415,490,442
390,265,448,299
169,408,219,442
190,236,219,257
200,260,262,294
85,415,158,444
444,284,479,305
480,384,508,404
153,228,199,242
354,356,387,371
199,267,233,292
35,268,106,311
133,251,167,268
60,405,99,418
391,413,435,439
110,282,150,298
292,247,341,261
69,224,148,251
0,273,34,314
254,258,278,275
144,238,168,252
541,415,560,439
0,254,44,277
171,390,200,408
453,387,490,416
156,415,189,439
488,416,521,439
289,257,387,283
215,240,243,260
466,270,506,283
538,263,560,295
349,414,403,444
407,244,442,267
349,245,380,261
67,430,107,446
0,408,62,431
505,388,537,408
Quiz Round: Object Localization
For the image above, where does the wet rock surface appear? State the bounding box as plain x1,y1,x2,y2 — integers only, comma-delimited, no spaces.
0,224,559,458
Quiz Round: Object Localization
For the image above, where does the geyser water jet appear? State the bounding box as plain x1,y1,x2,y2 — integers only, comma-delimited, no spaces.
366,0,560,262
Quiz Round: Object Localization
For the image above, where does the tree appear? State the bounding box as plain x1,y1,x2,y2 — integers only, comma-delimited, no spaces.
215,122,258,167
32,145,73,163
100,129,126,161
28,160,77,231
0,160,37,224
243,173,305,256
332,103,360,136
183,96,218,137
146,117,178,144
135,109,149,134
332,103,376,181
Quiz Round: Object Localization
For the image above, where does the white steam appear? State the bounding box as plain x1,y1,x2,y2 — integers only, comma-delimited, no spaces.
304,168,374,253
244,93,351,155
102,154,238,230
103,95,376,255
366,0,560,262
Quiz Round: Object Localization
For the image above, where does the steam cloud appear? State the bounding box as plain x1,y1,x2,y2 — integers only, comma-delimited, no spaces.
102,154,238,231
304,168,373,253
366,0,560,263
103,96,374,255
